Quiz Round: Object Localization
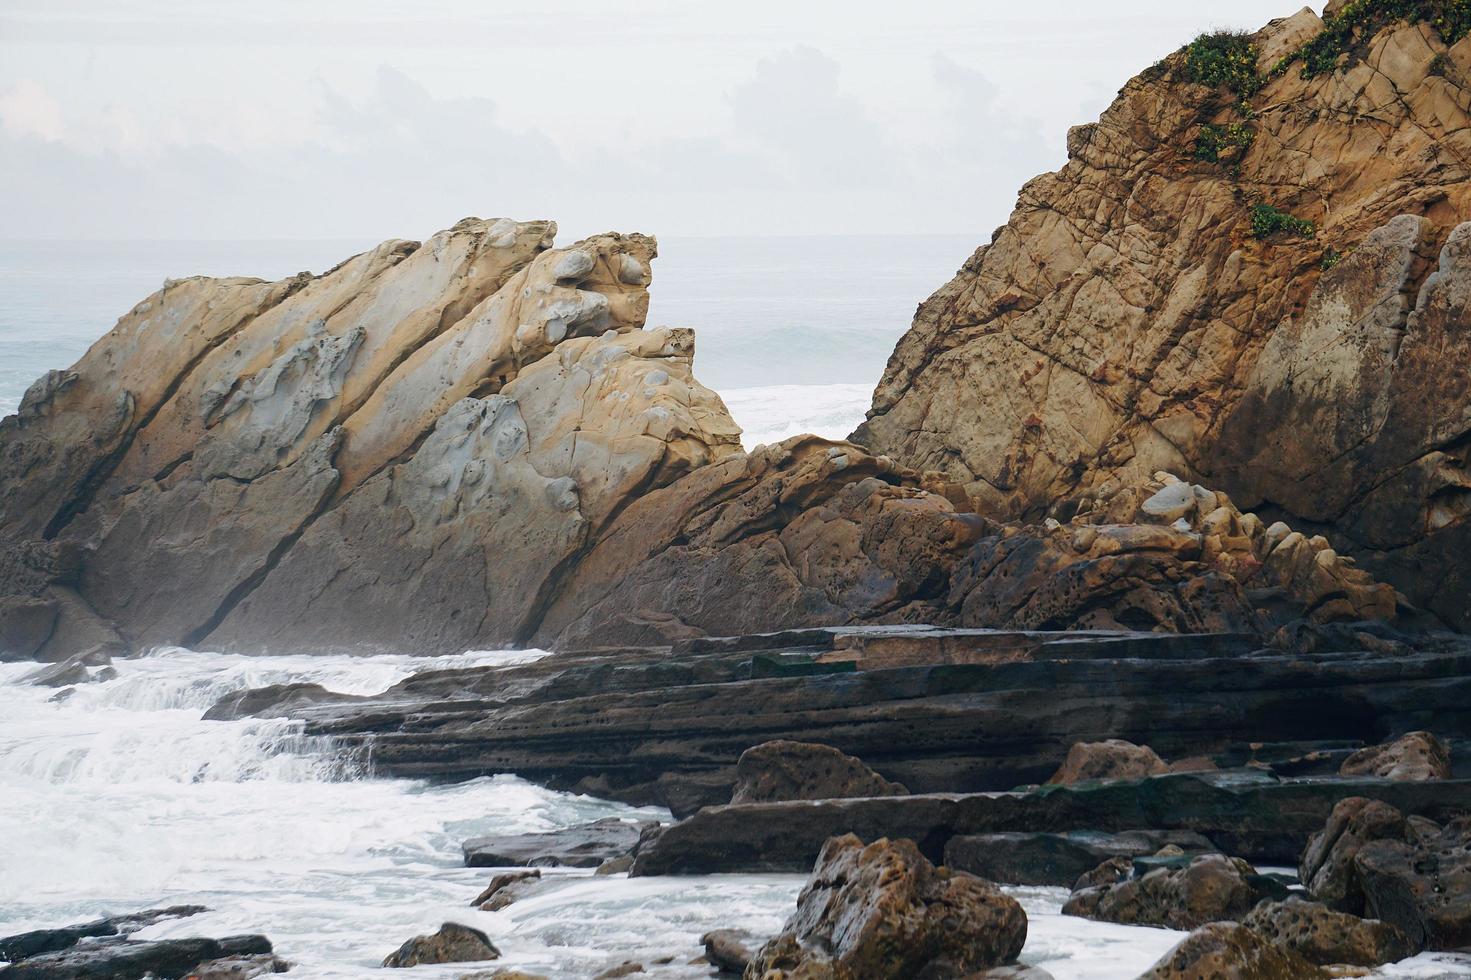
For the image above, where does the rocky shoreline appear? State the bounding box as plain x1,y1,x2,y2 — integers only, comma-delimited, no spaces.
4,1,1471,977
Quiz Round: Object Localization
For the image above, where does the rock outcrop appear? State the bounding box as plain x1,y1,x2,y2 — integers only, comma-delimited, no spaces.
854,6,1471,629
1339,730,1452,781
382,922,498,968
744,834,1027,980
1240,898,1413,967
1138,922,1326,980
1046,739,1170,785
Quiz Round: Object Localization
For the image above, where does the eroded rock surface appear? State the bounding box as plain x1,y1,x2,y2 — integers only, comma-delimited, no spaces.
383,922,498,968
1339,731,1452,781
730,740,907,805
1240,898,1412,967
1061,853,1286,930
1046,739,1169,785
854,9,1471,628
1138,922,1326,980
745,834,1026,980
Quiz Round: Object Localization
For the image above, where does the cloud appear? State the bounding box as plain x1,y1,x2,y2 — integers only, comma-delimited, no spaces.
0,79,65,141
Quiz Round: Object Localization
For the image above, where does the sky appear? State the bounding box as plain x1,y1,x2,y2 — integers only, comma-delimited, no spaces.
0,1,1306,242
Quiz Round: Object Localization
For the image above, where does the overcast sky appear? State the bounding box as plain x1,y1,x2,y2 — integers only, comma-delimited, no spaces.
1,1,1306,242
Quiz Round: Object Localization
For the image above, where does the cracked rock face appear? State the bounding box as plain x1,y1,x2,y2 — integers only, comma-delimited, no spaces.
854,9,1471,628
0,219,743,656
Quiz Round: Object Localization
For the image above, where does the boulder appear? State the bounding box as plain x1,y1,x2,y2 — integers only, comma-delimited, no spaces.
700,928,757,974
944,829,1216,887
730,740,907,805
1240,898,1412,967
1339,732,1451,781
462,818,656,869
746,834,1026,979
470,869,542,911
1299,797,1409,914
1356,815,1471,950
1062,853,1287,930
1138,922,1326,979
1046,739,1170,785
22,647,113,687
592,964,643,979
382,922,498,968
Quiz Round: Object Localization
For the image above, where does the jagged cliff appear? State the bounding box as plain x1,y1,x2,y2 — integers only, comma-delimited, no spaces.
2,3,1462,660
854,4,1471,628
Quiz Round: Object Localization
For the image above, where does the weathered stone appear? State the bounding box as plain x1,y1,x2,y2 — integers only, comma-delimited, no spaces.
944,829,1216,887
592,963,643,979
854,7,1471,629
1339,731,1451,781
184,954,290,979
746,834,1026,980
701,928,757,974
462,818,656,869
1046,739,1169,785
382,922,498,968
0,905,209,963
1356,815,1471,951
1062,853,1286,930
1241,898,1412,967
1138,922,1327,979
0,935,271,980
730,740,907,805
1299,797,1409,914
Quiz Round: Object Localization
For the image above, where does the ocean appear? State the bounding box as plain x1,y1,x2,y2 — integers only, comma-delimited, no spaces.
0,234,979,444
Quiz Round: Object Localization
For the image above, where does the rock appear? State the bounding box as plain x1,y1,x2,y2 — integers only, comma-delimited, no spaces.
1046,739,1170,785
1339,732,1451,781
965,968,1055,980
730,740,907,804
1241,898,1413,967
184,954,290,979
1299,797,1410,914
382,922,499,968
592,963,643,979
459,972,548,980
470,869,541,910
1062,853,1288,930
700,928,757,974
944,829,1216,887
1356,815,1471,950
202,683,346,721
22,647,113,687
746,834,1026,979
1139,922,1327,979
0,595,57,660
462,818,655,869
853,4,1471,629
0,905,209,962
0,936,272,980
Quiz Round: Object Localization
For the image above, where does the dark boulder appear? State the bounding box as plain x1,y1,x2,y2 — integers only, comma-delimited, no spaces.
1298,796,1409,914
1356,815,1471,951
730,740,907,805
0,905,209,962
22,647,112,688
1062,853,1287,930
746,834,1026,980
944,829,1215,887
0,936,271,980
1241,898,1412,967
382,923,498,968
462,817,657,869
1138,922,1326,979
183,953,290,979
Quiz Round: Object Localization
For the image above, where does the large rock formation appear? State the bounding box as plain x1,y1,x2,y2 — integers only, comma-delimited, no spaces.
854,6,1471,629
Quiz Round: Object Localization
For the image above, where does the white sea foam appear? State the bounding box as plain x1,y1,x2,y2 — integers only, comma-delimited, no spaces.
718,382,872,450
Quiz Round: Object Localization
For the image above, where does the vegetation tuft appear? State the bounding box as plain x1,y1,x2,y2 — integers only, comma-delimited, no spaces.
1274,0,1471,80
1321,247,1343,270
1184,31,1264,96
1194,122,1256,162
1251,203,1316,240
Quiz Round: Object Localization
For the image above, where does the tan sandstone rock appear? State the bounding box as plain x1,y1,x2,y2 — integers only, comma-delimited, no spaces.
854,8,1471,628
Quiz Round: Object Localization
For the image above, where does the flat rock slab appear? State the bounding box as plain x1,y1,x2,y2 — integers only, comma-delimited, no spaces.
630,774,1471,875
943,829,1217,887
463,817,657,868
0,935,271,980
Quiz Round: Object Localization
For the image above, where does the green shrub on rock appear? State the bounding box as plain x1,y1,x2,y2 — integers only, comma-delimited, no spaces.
1184,31,1263,96
1251,203,1316,240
